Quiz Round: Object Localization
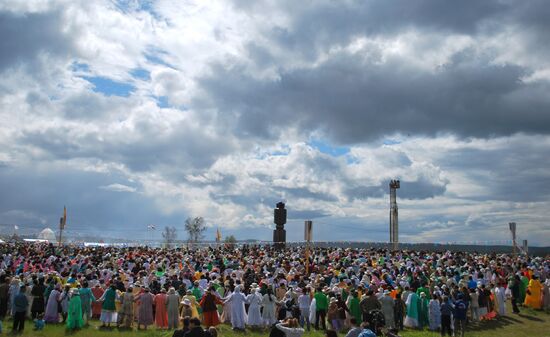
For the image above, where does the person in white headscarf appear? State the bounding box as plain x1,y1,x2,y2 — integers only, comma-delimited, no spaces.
379,290,395,329
262,287,278,326
246,286,263,328
224,285,247,330
494,282,506,316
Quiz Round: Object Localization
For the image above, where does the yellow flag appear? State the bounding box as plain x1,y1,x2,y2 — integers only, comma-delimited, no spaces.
216,228,222,242
62,206,67,229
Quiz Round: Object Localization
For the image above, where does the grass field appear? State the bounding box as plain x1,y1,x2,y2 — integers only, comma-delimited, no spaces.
5,306,549,337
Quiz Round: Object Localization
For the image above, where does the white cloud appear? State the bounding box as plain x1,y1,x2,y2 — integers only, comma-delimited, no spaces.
99,183,136,193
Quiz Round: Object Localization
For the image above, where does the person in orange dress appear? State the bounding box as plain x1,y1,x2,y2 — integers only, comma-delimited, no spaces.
154,289,168,329
200,286,223,327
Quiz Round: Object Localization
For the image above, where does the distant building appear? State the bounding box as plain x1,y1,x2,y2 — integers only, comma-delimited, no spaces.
38,228,56,242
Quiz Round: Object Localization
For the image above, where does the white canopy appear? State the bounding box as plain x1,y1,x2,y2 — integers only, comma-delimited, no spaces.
38,228,56,241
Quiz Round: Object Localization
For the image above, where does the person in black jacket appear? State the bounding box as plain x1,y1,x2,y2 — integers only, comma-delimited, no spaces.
186,317,206,337
31,278,46,319
172,316,190,337
509,275,521,314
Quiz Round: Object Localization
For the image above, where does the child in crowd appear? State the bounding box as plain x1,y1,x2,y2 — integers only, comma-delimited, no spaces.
34,313,46,330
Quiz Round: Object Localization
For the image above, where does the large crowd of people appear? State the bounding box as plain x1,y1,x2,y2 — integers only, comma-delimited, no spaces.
0,242,548,336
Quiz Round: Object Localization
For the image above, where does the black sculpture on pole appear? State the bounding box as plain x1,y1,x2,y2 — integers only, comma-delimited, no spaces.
273,202,287,248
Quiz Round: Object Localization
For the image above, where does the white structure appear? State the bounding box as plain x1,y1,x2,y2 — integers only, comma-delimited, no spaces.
38,228,56,242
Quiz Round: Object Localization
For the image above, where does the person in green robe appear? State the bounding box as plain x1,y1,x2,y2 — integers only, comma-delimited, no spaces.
416,284,430,299
404,292,419,328
66,289,83,330
519,274,529,304
347,291,361,324
99,285,118,327
191,282,203,314
417,292,429,329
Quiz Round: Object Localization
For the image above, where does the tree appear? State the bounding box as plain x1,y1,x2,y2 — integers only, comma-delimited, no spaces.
162,226,177,248
224,235,237,248
184,217,206,244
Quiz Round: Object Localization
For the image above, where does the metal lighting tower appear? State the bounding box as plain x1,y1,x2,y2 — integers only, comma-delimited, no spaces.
509,222,517,256
389,180,400,250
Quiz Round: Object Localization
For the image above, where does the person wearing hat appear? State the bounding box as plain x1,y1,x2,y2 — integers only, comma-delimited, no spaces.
327,297,341,332
181,298,193,318
182,289,200,318
66,288,83,330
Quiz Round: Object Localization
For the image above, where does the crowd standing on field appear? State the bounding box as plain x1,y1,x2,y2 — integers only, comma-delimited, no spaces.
0,242,548,336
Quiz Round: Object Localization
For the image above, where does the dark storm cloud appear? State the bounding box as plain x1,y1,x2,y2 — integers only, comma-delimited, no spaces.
0,8,75,72
345,185,385,201
198,50,550,143
19,117,235,173
234,0,505,53
195,0,550,144
346,177,447,201
280,187,338,202
288,209,330,220
399,177,447,200
233,1,550,57
438,141,550,202
0,165,185,235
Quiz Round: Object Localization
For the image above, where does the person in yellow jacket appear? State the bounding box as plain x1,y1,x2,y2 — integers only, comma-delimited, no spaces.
524,275,542,309
181,290,199,318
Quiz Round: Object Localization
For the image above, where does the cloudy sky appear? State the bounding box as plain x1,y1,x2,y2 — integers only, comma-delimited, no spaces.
1,0,549,245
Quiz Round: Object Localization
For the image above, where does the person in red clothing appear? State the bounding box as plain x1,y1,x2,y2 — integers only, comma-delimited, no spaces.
200,286,223,327
91,284,104,319
154,289,169,329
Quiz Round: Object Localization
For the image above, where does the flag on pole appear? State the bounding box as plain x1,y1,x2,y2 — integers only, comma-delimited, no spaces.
148,224,156,230
216,228,222,242
61,206,67,230
14,225,19,230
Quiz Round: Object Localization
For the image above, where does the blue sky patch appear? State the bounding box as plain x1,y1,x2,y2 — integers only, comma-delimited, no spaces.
156,96,170,108
145,52,172,67
130,68,150,80
71,62,89,72
309,139,350,157
83,76,135,97
383,139,402,146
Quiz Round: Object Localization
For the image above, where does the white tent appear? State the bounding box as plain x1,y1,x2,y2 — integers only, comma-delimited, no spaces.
38,228,56,242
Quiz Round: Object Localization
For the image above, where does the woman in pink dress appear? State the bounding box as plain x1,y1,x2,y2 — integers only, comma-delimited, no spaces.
154,289,168,329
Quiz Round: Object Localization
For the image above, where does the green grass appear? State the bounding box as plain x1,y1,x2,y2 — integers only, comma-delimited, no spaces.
6,307,549,337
